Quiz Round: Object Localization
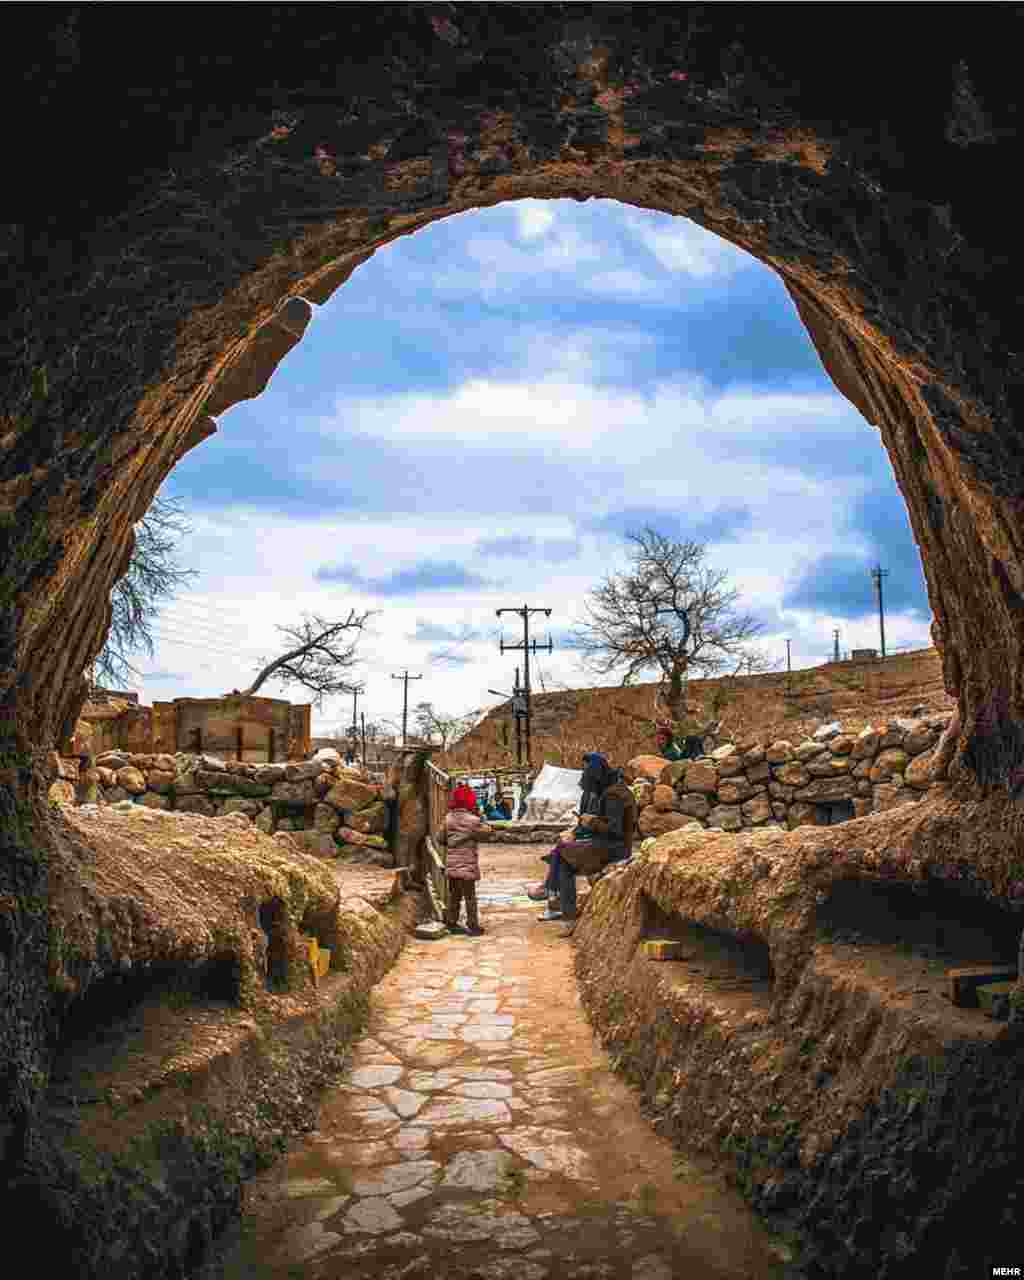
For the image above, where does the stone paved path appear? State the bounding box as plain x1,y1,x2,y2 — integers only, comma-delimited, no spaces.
200,850,796,1280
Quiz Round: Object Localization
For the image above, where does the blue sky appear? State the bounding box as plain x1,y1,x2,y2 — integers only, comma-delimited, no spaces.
144,197,932,739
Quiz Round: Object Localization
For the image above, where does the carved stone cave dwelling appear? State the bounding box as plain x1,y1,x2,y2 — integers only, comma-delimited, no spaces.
2,6,1024,1277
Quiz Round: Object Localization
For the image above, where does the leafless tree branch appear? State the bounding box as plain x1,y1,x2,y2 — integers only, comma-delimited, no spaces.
241,609,378,706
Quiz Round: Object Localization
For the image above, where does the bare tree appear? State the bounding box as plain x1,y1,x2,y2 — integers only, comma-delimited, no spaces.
92,494,199,689
413,701,481,752
571,526,767,723
240,609,377,706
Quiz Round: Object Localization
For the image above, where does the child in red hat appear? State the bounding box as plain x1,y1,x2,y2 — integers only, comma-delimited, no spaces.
442,783,492,935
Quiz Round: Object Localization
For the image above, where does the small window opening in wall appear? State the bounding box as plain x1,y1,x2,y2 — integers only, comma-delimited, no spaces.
259,898,289,992
815,800,855,826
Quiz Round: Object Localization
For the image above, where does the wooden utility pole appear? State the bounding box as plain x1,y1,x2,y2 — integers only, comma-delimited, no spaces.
871,566,889,658
496,605,552,768
361,710,367,768
391,670,423,745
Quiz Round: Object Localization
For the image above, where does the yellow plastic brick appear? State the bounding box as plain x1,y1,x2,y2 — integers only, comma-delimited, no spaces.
642,939,685,961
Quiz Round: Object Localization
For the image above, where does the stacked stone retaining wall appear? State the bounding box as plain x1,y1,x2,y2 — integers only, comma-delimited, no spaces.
47,749,393,863
632,713,952,840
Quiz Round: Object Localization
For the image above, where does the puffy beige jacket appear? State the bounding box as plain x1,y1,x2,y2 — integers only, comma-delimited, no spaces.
443,809,491,880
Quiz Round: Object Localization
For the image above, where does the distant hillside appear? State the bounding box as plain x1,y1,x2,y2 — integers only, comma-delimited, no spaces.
437,647,954,772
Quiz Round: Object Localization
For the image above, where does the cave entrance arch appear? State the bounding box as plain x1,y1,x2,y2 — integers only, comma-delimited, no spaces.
3,4,1024,1208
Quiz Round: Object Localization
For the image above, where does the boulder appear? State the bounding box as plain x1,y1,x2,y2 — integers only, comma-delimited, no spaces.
652,784,677,812
348,802,387,834
877,724,904,750
813,722,841,741
313,802,341,833
175,795,216,816
718,777,755,805
742,746,766,767
48,780,76,806
716,754,745,778
638,807,701,837
677,793,711,820
96,751,131,769
658,761,688,787
253,763,287,784
829,734,856,756
254,806,274,833
632,781,655,809
151,753,176,773
218,796,261,817
198,754,227,771
682,761,718,794
851,759,873,779
793,777,856,803
806,755,850,777
768,781,795,801
707,804,743,832
272,779,317,804
284,760,324,782
765,740,794,764
905,748,936,789
773,761,810,787
625,754,671,784
856,780,872,796
138,791,169,810
116,765,146,795
338,827,388,850
869,748,909,782
711,744,738,761
103,786,129,804
904,723,939,756
313,747,342,764
771,801,788,820
97,766,116,787
323,778,378,811
793,740,827,762
850,727,881,760
852,797,872,817
741,795,773,825
145,769,176,793
787,802,817,829
746,760,772,784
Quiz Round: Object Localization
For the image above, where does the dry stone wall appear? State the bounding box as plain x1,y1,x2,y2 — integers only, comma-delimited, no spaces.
628,713,952,838
49,748,394,865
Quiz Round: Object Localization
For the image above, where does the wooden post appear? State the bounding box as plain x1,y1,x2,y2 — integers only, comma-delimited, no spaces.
236,724,243,762
193,726,202,755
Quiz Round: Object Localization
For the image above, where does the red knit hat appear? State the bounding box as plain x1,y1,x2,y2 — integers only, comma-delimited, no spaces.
449,783,478,812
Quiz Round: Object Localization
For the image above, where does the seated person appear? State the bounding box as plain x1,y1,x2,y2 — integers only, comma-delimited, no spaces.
527,752,604,902
484,794,512,821
655,717,710,763
535,755,637,923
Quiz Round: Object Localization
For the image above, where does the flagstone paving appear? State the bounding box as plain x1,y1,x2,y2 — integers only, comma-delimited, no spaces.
199,850,798,1280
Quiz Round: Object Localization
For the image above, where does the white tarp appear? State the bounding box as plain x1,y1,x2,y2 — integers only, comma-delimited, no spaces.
517,763,583,825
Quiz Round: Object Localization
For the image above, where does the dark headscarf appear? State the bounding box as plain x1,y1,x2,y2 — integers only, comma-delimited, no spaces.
581,752,614,796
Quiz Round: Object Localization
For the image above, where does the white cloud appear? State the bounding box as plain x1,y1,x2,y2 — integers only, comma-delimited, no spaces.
624,209,754,280
516,200,555,240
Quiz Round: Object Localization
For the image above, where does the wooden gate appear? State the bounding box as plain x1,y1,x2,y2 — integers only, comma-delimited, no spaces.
424,760,450,922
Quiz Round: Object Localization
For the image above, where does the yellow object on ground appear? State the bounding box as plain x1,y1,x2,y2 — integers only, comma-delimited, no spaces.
317,946,331,977
306,936,320,984
642,939,685,961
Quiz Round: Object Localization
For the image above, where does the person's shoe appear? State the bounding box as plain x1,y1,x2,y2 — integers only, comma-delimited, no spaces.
446,922,467,934
466,925,486,936
537,908,564,921
527,885,549,901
